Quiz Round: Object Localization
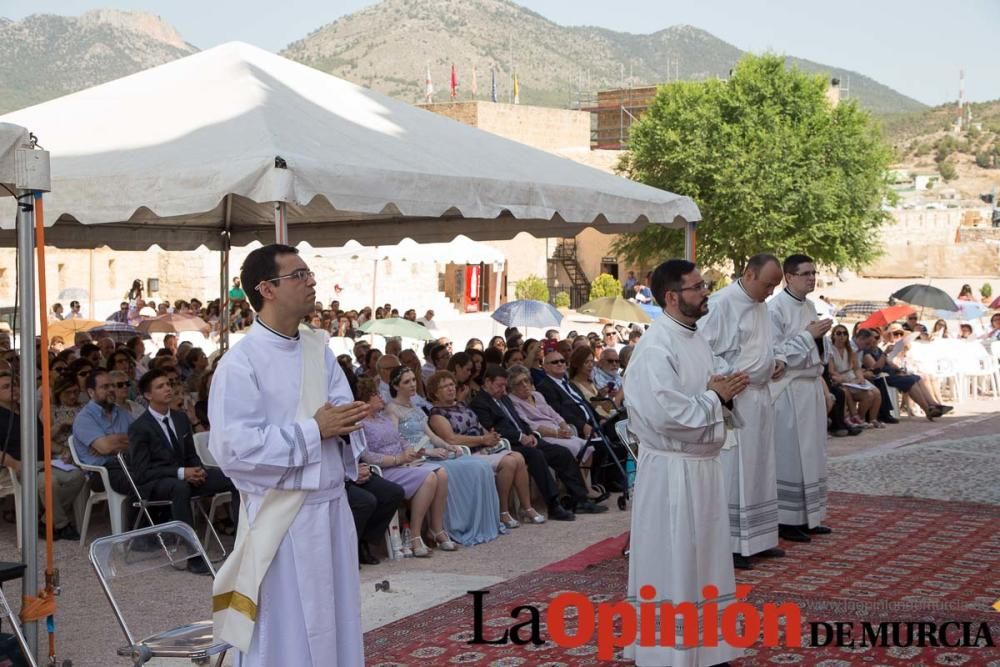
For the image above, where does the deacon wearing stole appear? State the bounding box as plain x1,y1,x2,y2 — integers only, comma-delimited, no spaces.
700,254,785,568
209,244,370,667
624,260,749,667
767,254,833,542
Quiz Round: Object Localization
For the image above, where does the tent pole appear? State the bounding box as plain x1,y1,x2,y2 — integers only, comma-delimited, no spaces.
274,201,287,244
684,220,697,262
220,194,232,352
16,187,39,655
88,248,95,318
220,236,230,352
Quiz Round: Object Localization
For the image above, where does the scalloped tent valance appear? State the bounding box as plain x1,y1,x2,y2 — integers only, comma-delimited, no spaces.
0,42,698,250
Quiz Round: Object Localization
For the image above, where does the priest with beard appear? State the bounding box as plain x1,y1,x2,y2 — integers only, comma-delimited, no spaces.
208,244,370,666
767,254,833,542
624,259,749,667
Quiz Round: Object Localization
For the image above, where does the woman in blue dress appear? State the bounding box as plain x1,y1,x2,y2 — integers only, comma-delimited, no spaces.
384,366,501,547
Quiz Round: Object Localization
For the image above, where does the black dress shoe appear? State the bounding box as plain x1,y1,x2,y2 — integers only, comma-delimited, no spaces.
549,505,576,521
188,557,212,576
806,525,832,535
358,543,380,565
576,499,609,514
847,426,863,436
758,547,786,558
778,525,812,542
881,415,900,424
733,554,754,570
56,525,81,541
937,405,954,414
830,428,849,437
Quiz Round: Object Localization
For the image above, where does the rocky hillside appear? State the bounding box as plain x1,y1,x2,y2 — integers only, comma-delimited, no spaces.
0,1,926,117
0,10,196,114
282,0,926,114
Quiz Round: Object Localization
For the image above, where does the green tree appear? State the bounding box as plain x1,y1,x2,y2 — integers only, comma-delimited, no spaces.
982,282,993,300
589,273,623,300
975,151,993,169
614,54,895,273
938,160,958,181
514,275,549,301
554,291,571,308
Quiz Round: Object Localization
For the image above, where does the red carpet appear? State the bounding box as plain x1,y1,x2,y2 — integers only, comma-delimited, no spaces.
363,492,1000,666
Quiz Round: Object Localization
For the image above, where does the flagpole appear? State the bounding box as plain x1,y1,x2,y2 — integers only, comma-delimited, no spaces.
508,33,513,104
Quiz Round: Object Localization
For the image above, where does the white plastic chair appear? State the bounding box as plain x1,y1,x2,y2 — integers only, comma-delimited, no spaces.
0,467,22,551
367,463,405,561
68,435,130,546
89,521,229,666
933,358,963,403
956,349,999,399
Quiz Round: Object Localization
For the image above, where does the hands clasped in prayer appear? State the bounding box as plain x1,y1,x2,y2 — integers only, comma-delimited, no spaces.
313,400,369,439
708,371,751,402
806,318,833,338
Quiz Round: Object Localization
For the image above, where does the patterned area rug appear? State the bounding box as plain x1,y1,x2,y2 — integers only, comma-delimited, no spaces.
363,492,1000,666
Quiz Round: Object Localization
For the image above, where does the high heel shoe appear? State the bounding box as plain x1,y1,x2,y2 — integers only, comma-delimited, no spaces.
521,508,546,524
500,512,520,529
434,530,458,551
410,536,431,557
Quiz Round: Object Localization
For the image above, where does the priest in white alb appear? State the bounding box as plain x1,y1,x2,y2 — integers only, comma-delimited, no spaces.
209,244,370,667
624,259,749,667
767,254,833,543
700,253,786,570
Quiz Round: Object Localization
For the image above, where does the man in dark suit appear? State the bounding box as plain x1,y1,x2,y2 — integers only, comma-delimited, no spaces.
128,369,237,573
347,462,405,565
470,366,606,520
534,349,600,438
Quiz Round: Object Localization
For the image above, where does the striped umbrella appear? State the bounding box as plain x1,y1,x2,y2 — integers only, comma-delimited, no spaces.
491,300,563,329
834,302,885,318
89,321,148,343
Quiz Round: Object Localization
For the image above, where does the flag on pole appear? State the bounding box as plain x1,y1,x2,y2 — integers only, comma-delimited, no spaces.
471,65,478,99
450,63,458,99
513,73,520,105
425,64,433,103
490,68,497,103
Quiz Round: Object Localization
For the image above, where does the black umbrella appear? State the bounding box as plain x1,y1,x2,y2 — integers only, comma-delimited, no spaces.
891,284,958,312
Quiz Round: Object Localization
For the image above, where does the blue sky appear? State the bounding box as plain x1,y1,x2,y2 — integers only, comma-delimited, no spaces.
6,0,998,105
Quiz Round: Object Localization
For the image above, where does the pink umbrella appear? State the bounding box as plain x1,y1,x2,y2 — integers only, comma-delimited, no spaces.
136,313,211,336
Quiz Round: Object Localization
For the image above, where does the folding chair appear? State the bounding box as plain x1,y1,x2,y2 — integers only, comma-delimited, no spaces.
89,521,229,666
192,433,233,554
0,561,38,667
0,468,21,551
68,435,130,546
115,453,227,560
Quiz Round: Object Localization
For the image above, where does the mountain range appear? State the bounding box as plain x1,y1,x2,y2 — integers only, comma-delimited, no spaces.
0,2,926,117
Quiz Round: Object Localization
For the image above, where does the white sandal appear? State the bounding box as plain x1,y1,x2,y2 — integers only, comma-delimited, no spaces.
434,530,458,551
410,536,431,557
500,512,520,529
521,508,546,524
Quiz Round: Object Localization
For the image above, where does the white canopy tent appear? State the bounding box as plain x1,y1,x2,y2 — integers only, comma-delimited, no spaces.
0,41,700,250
